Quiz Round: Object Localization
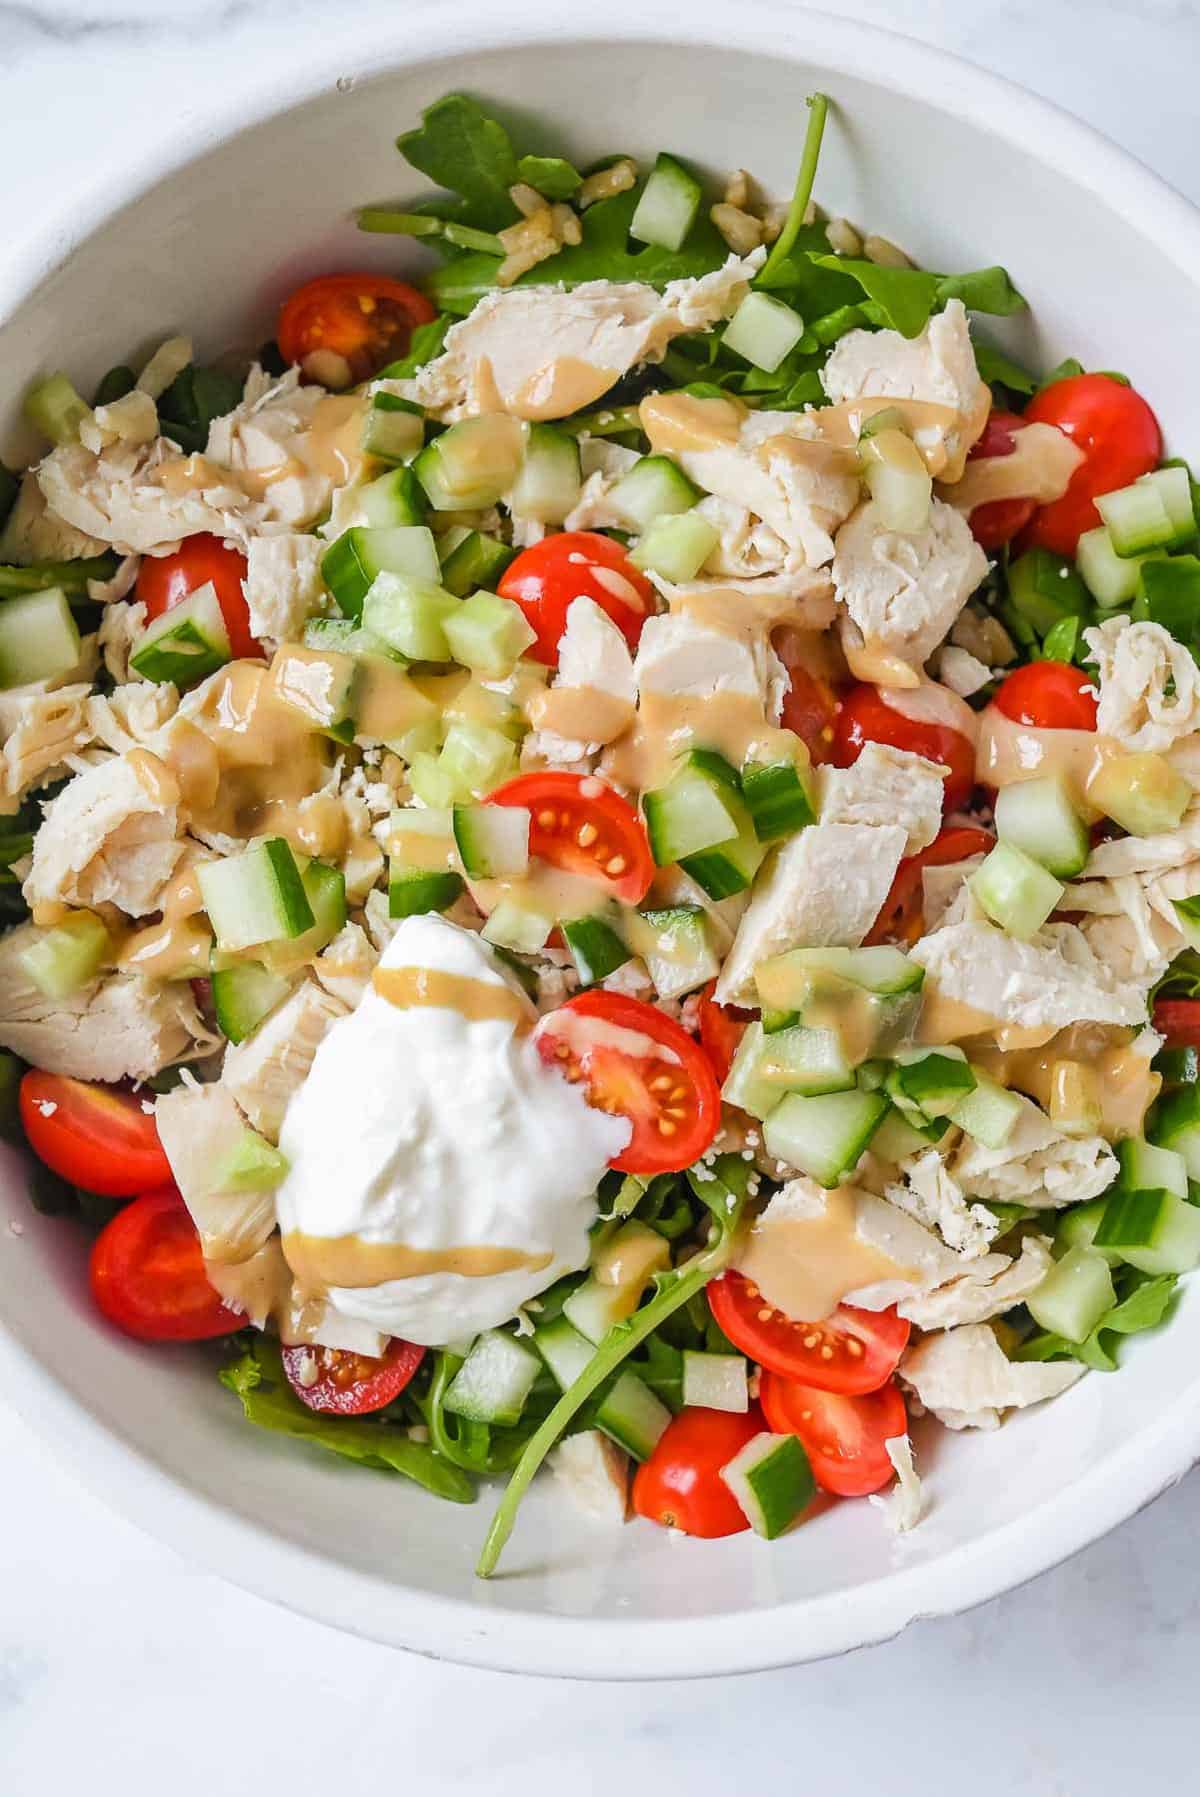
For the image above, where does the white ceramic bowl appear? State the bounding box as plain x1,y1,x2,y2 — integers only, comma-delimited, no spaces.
3,2,1200,1680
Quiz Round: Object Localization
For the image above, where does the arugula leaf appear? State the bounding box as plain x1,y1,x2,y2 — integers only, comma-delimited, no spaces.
517,154,582,200
427,185,729,315
808,255,1025,339
476,1154,752,1576
758,92,829,285
220,1340,475,1503
974,340,1038,396
377,315,452,381
158,365,242,456
396,94,520,231
0,554,118,599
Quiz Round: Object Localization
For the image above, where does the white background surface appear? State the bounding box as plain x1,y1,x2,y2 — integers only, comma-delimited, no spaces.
3,2,1199,1789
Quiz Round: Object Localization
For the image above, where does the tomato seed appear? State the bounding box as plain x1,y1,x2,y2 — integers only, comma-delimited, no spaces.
846,1339,864,1356
658,1118,677,1136
537,809,556,828
577,823,598,847
606,855,627,875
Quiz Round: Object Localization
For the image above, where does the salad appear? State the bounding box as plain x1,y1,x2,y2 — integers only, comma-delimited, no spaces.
3,89,1200,1575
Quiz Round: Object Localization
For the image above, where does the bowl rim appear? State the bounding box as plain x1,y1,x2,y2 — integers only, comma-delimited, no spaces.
4,0,1200,1679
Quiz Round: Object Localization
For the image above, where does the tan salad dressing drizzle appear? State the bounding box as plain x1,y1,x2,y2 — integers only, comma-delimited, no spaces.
513,358,619,422
812,386,990,481
938,423,1085,513
639,391,746,454
372,965,533,1032
975,707,1122,816
283,1234,553,1292
733,1187,916,1322
972,1024,1161,1142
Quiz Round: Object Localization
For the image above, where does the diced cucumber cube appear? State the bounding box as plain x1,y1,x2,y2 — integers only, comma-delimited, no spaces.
722,292,805,373
210,958,293,1043
129,579,233,687
722,1023,783,1122
413,416,525,511
452,803,530,878
560,913,631,987
389,866,464,918
1097,466,1196,556
442,590,536,677
438,719,518,798
610,455,702,532
197,837,315,952
629,509,720,583
534,1317,671,1461
1150,1083,1200,1181
629,152,703,252
363,572,458,661
0,586,82,688
741,751,817,841
858,427,932,534
970,841,1063,938
681,1350,749,1413
1116,1135,1188,1199
1094,1187,1200,1275
945,1069,1023,1148
509,424,581,524
438,530,516,598
886,1046,975,1117
18,911,110,999
755,944,924,1008
25,372,90,446
994,775,1090,879
1026,1247,1115,1343
1075,526,1158,609
762,1088,889,1187
443,1330,541,1427
625,904,720,1000
756,1022,856,1094
361,393,424,464
322,525,446,618
720,1432,815,1538
359,471,431,532
207,1126,290,1194
481,901,553,954
1088,751,1192,838
643,751,742,866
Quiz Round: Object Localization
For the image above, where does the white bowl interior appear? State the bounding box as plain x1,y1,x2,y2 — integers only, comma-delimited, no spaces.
3,19,1200,1677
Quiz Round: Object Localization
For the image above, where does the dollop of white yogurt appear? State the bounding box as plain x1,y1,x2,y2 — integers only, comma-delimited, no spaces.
275,914,629,1344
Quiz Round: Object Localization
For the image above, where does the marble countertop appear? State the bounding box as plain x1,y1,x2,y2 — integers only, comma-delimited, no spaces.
3,2,1199,1789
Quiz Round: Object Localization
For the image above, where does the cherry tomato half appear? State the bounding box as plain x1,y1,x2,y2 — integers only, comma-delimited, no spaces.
136,534,260,662
992,661,1098,732
535,991,722,1176
484,771,653,906
760,1370,907,1498
773,627,841,765
497,531,654,666
832,683,975,813
967,409,1038,551
708,1272,910,1395
281,1338,425,1415
1152,999,1200,1050
276,273,436,384
20,1072,173,1198
1022,374,1162,555
865,824,995,947
632,1404,765,1537
89,1187,245,1341
696,982,751,1085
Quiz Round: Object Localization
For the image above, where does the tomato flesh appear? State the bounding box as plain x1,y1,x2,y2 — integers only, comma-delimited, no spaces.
760,1370,906,1498
276,273,436,384
535,991,721,1175
1152,999,1200,1050
136,534,259,661
992,661,1098,731
497,531,654,666
281,1337,425,1415
632,1404,764,1537
696,982,750,1085
866,824,995,947
967,409,1037,551
89,1187,244,1341
708,1271,910,1395
484,771,653,905
832,683,975,813
1022,373,1162,555
20,1071,173,1197
773,627,841,764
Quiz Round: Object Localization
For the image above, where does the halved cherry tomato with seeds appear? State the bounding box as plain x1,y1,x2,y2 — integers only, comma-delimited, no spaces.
865,824,995,947
832,683,975,814
89,1187,245,1341
276,273,436,384
535,990,722,1175
966,409,1039,552
992,661,1098,732
760,1369,906,1497
1021,373,1162,556
484,771,653,905
281,1337,425,1415
632,1404,765,1537
137,534,260,661
696,982,751,1085
21,1071,173,1197
708,1272,910,1395
497,531,654,666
